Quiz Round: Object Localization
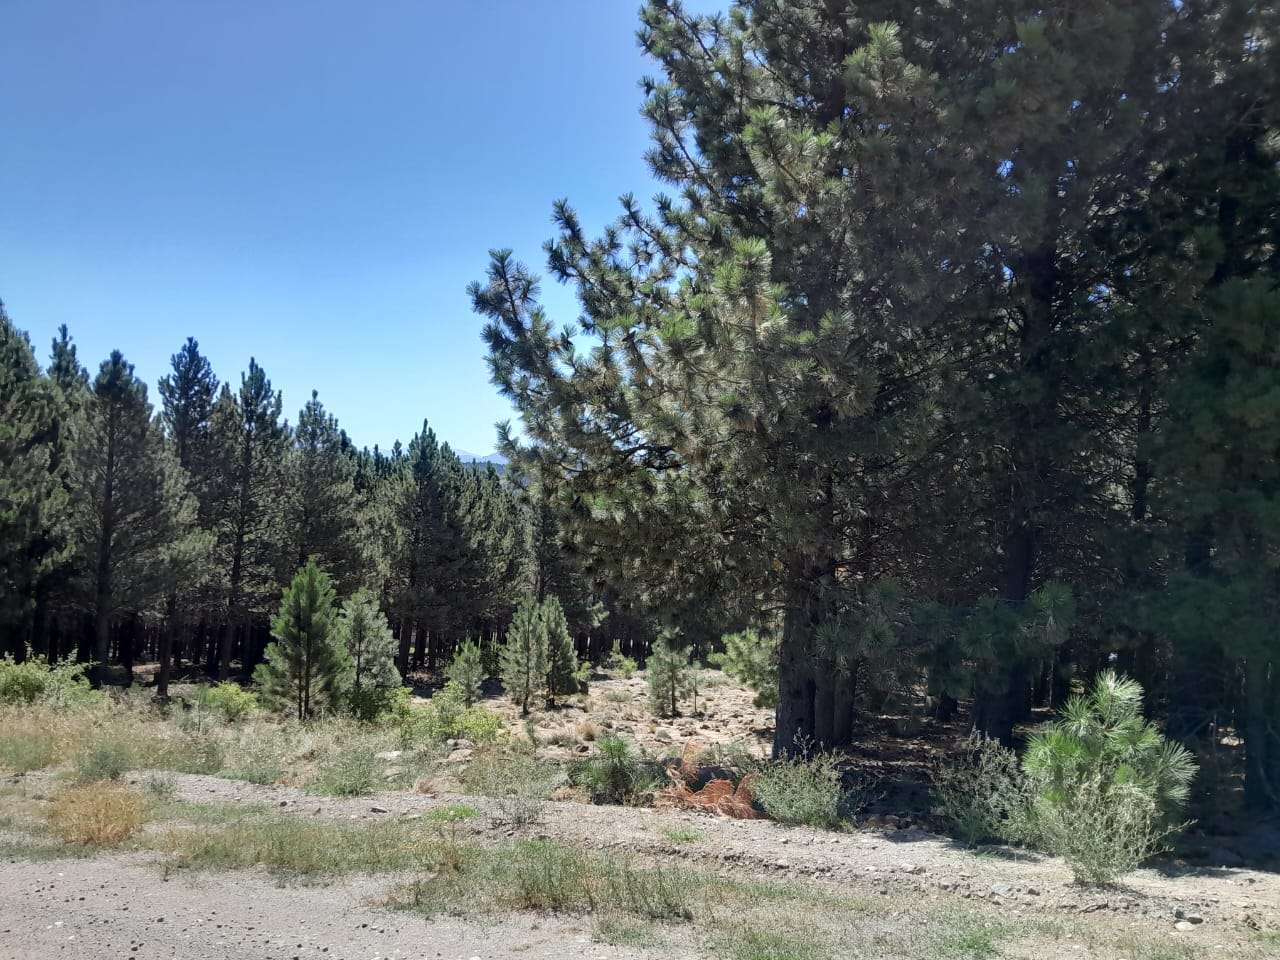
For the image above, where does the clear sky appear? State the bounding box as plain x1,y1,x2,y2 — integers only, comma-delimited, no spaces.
0,0,722,455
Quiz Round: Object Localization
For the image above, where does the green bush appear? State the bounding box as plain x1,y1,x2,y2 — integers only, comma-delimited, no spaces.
1031,775,1183,884
1020,671,1196,883
348,683,411,722
932,733,1032,846
753,751,857,829
0,656,100,708
605,641,637,679
399,682,503,746
570,735,662,805
195,682,257,722
74,738,135,783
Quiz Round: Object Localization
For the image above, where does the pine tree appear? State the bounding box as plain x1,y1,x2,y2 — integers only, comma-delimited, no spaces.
446,639,485,706
500,596,546,715
287,391,363,588
336,589,399,693
0,304,70,657
255,560,351,720
156,336,219,697
542,594,579,706
67,350,206,681
646,634,691,719
209,359,287,679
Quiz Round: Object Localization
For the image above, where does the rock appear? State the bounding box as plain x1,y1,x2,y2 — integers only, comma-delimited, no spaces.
445,748,473,763
990,883,1013,898
374,750,403,762
1174,921,1196,932
369,805,389,814
898,863,926,875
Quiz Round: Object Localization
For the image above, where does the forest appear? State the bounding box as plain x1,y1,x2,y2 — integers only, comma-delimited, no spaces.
2,0,1278,821
3,2,1280,957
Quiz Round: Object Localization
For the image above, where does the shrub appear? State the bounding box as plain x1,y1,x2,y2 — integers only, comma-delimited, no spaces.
1020,671,1196,882
399,682,503,746
195,682,257,722
932,733,1032,846
461,746,562,825
647,635,692,718
570,735,662,805
605,641,637,679
336,589,401,698
47,783,145,846
1031,775,1184,884
0,656,100,708
708,629,778,708
447,640,486,706
348,683,411,722
312,743,380,796
73,738,135,783
753,751,857,829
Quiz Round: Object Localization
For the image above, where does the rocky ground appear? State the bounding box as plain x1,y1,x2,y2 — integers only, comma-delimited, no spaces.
4,766,1278,960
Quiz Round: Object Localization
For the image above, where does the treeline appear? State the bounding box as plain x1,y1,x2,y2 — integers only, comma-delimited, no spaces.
0,320,613,695
471,0,1280,812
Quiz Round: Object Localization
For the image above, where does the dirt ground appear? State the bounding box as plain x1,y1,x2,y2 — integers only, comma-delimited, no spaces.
4,766,1278,960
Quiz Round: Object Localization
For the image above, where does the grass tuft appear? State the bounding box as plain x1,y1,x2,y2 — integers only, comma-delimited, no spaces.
47,783,146,846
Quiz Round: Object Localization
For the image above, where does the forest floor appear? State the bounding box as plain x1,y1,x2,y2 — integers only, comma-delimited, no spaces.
2,672,1278,960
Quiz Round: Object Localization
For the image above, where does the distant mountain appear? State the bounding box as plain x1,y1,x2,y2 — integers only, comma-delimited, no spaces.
453,449,509,468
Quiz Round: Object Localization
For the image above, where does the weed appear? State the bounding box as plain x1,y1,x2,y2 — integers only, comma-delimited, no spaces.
931,733,1031,846
73,738,135,783
461,746,562,825
660,825,706,844
0,729,58,774
47,783,145,846
312,744,380,796
158,815,429,876
143,773,177,802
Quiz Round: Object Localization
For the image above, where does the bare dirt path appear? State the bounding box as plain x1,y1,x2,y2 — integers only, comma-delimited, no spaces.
0,853,688,960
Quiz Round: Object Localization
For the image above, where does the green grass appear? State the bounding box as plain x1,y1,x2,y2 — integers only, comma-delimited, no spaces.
154,814,431,876
0,729,59,774
660,824,705,844
721,928,829,960
921,909,1012,960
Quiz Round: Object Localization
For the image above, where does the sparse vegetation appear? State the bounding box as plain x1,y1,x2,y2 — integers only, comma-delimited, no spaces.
461,745,562,825
605,641,637,679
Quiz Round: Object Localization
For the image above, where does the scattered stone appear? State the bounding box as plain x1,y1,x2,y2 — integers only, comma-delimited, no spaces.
1174,921,1196,932
990,883,1013,898
369,805,389,814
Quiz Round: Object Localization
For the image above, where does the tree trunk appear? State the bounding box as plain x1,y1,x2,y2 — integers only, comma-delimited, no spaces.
774,591,817,758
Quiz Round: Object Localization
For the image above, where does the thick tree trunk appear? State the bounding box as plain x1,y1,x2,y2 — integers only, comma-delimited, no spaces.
1243,658,1278,812
774,591,817,758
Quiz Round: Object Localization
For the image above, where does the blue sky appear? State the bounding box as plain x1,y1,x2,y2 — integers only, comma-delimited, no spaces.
1,0,722,455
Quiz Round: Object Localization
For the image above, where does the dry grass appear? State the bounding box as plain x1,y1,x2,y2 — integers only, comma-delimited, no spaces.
46,783,146,846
